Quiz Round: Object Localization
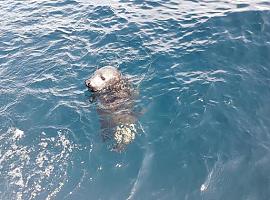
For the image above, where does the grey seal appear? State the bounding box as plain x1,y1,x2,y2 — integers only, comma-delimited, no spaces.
85,66,138,151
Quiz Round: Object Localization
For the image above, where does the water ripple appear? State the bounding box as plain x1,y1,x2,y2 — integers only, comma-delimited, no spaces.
1,0,270,199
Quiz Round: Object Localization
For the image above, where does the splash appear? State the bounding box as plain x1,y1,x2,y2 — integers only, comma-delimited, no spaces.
0,128,76,200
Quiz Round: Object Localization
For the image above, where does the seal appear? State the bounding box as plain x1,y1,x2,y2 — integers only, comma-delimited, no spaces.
85,66,138,151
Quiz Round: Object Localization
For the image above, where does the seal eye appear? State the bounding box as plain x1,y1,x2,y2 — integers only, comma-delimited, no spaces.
100,75,105,81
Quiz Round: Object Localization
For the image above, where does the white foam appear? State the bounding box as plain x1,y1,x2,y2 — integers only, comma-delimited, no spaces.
39,142,48,148
200,183,207,191
13,128,24,140
1,128,76,199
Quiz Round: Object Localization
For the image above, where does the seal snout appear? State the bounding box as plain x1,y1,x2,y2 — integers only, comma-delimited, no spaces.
85,79,91,87
85,79,97,92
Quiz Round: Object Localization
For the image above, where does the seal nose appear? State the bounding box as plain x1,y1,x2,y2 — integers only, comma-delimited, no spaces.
85,80,91,87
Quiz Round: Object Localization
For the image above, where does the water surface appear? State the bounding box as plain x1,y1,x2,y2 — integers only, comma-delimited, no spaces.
1,0,270,199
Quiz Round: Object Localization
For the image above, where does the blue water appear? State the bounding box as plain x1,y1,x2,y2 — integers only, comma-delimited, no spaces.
1,0,270,199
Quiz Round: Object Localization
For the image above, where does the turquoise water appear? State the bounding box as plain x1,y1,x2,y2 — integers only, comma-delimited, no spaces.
1,0,270,199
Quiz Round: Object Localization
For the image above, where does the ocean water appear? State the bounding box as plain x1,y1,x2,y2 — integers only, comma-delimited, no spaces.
1,0,270,199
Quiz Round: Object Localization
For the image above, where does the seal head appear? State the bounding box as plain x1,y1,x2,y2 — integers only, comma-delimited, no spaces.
85,66,122,92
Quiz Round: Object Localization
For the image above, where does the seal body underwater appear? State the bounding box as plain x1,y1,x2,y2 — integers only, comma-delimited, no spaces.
85,66,138,151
